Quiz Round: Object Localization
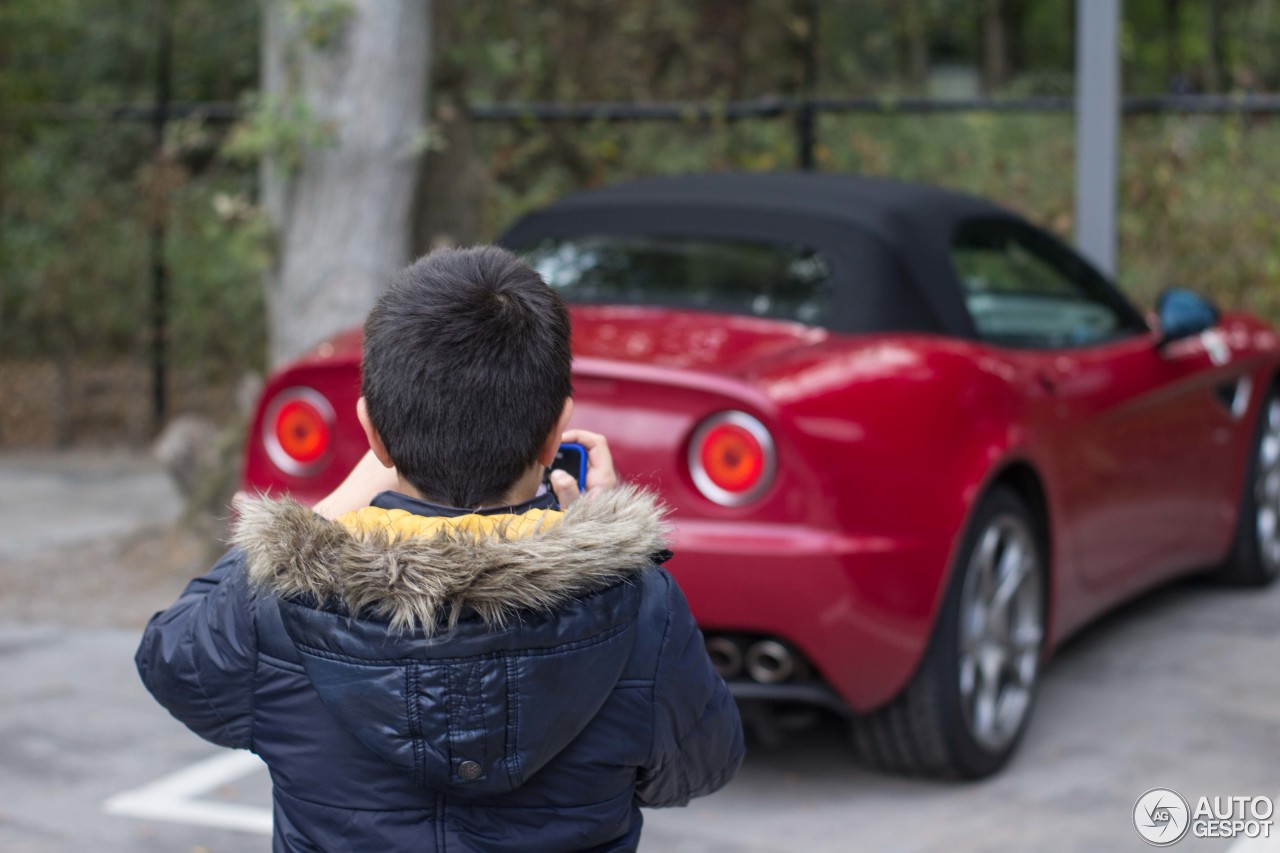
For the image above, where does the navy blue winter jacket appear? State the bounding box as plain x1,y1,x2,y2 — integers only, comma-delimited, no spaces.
135,486,744,852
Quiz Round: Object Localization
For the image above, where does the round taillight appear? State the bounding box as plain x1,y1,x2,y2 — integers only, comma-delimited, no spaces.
263,387,335,475
689,411,776,506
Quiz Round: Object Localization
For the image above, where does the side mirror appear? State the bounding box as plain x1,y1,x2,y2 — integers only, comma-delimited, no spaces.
1156,287,1219,348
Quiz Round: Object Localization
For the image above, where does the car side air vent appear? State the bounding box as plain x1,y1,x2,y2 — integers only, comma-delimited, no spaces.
1213,376,1254,420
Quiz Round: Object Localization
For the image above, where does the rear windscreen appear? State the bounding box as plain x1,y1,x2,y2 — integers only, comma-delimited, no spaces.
522,235,832,325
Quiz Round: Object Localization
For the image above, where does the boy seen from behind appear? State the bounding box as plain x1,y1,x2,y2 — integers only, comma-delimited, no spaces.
136,246,744,852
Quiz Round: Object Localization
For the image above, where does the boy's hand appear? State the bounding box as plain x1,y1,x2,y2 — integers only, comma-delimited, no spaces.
550,429,618,508
312,450,400,520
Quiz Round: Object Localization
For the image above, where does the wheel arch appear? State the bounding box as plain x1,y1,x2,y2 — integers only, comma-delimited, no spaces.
970,458,1056,648
850,456,1057,776
989,461,1051,568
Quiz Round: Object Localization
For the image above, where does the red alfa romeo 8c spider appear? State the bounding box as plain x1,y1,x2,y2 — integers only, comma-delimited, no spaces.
243,173,1280,778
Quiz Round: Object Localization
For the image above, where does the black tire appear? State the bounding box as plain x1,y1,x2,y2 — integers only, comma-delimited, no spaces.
1214,385,1280,587
850,486,1046,779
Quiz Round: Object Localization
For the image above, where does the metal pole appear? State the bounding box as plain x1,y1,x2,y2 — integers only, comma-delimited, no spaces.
150,0,173,433
796,0,818,170
1075,0,1121,277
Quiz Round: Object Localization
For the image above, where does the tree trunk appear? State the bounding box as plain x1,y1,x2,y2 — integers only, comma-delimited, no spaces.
903,0,929,94
981,0,1007,95
53,351,73,448
412,0,485,253
1065,1,1075,77
1003,0,1025,79
261,0,432,367
1206,0,1227,93
1164,0,1183,90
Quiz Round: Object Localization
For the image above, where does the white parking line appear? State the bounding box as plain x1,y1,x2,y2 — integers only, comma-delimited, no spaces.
103,749,272,836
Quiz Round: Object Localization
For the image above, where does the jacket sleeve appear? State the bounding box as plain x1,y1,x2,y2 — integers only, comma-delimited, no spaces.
134,548,258,750
636,570,745,808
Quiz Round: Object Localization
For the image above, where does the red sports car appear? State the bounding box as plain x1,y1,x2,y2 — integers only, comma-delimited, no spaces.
243,173,1280,778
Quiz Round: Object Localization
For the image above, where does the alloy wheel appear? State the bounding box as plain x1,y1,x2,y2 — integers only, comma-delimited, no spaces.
957,514,1044,753
1254,397,1280,578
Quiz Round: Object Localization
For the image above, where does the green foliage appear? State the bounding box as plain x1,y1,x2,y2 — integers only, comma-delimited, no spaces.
454,0,1280,319
223,91,336,173
818,112,1280,315
474,110,1280,320
0,0,266,381
1117,116,1280,317
0,118,269,376
286,0,355,50
7,0,1280,401
164,176,271,379
450,0,803,103
1,123,150,358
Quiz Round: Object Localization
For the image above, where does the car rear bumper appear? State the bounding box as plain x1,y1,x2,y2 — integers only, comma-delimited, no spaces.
666,519,956,713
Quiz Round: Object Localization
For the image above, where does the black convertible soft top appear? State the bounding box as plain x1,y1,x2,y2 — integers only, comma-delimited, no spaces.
499,172,1029,338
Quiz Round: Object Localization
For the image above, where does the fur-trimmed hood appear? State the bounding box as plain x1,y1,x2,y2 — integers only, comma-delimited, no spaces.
229,486,674,797
233,485,670,633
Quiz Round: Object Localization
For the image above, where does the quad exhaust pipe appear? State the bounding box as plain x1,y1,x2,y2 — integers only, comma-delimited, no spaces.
704,636,804,684
705,636,824,747
744,639,796,684
705,637,744,680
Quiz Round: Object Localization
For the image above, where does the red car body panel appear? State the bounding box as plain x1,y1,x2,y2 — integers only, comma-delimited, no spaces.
243,304,1280,712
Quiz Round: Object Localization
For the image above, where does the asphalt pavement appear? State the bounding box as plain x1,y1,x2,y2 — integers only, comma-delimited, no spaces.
0,450,181,561
1,450,1278,852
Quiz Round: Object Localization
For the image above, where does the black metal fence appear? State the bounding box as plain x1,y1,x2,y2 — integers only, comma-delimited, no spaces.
10,88,1280,437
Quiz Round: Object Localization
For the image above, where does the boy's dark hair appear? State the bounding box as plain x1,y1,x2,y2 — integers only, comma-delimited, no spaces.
362,246,572,507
